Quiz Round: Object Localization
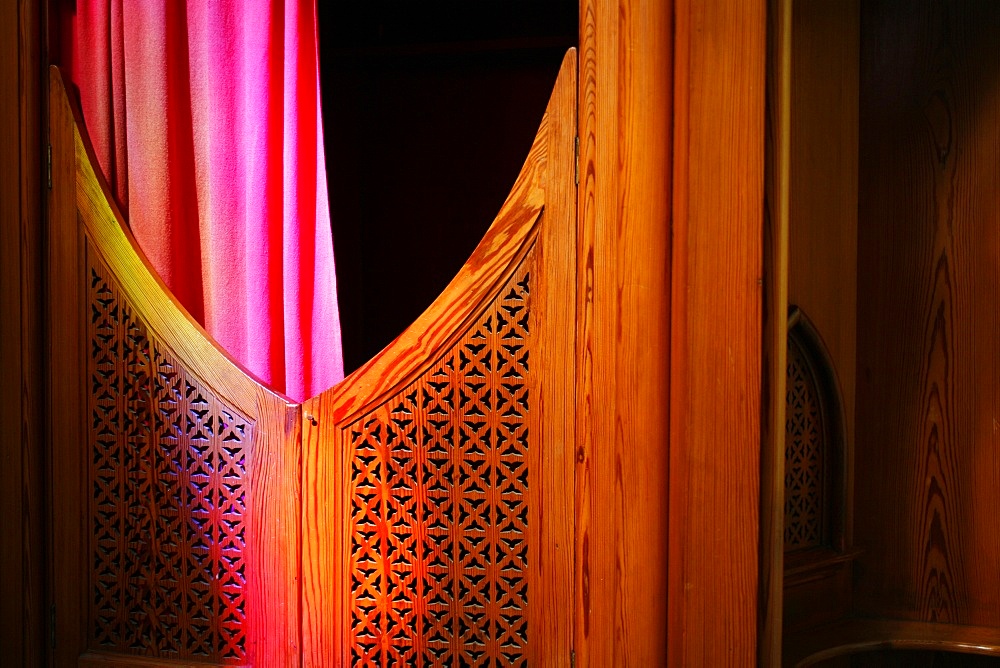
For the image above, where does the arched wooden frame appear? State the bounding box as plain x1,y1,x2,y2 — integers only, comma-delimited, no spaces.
784,306,848,558
48,48,576,667
782,306,859,638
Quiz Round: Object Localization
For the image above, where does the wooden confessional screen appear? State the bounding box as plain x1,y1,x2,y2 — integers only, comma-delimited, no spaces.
47,66,303,666
47,50,575,667
300,51,576,666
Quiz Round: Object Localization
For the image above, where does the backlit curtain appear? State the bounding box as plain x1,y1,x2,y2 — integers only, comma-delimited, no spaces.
59,0,344,402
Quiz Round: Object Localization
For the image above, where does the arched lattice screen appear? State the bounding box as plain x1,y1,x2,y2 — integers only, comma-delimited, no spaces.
784,309,844,555
785,333,827,552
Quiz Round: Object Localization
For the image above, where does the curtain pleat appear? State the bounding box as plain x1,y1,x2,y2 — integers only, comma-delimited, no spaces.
61,0,344,402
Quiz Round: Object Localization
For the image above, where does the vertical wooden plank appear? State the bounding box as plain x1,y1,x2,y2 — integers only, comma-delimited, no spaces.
48,65,88,667
669,0,764,665
299,397,345,667
0,0,26,660
53,63,303,664
18,1,44,664
575,0,672,665
531,49,577,667
761,0,791,662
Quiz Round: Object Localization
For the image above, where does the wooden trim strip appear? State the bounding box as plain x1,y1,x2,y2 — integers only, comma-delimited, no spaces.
761,0,792,663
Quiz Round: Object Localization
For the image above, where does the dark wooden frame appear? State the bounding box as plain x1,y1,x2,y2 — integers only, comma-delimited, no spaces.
0,0,44,664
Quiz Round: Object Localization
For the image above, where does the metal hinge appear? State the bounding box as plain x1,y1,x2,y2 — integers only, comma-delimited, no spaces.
574,136,579,187
571,649,576,668
47,144,52,190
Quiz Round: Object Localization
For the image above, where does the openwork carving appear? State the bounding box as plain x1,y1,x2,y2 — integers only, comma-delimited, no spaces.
348,263,531,666
88,250,251,662
785,334,826,551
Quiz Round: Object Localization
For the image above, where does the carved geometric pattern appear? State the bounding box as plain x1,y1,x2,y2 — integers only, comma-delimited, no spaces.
88,250,250,662
348,263,531,667
784,334,825,551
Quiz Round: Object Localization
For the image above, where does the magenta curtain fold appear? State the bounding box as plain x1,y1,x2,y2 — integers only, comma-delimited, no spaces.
61,0,344,402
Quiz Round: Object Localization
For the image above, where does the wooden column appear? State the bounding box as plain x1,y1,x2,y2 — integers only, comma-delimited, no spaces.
669,0,765,665
761,0,792,662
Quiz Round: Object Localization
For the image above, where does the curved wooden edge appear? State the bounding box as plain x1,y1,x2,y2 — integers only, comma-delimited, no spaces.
305,49,577,423
49,66,301,666
49,65,294,412
785,619,1000,667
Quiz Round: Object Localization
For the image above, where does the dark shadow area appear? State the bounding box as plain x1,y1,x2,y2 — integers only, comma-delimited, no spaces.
815,649,1000,667
318,0,577,373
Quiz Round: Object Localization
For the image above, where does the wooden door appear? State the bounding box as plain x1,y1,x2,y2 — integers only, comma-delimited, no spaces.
47,50,575,666
300,52,576,666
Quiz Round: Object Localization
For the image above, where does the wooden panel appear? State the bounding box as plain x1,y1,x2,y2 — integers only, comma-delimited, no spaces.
787,0,859,502
17,1,44,665
785,334,829,552
48,61,86,668
302,50,576,666
0,0,24,660
48,68,301,666
855,0,1000,626
783,558,853,635
574,0,671,664
844,650,1000,668
1,0,44,664
668,1,764,665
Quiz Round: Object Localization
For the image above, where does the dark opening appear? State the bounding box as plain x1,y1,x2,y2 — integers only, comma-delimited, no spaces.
318,0,578,373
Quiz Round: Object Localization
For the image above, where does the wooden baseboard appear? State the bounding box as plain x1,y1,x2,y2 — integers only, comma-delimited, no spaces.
784,618,1000,667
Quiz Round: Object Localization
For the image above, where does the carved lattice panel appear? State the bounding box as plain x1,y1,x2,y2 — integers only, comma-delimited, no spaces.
784,335,825,551
348,263,531,667
88,251,251,662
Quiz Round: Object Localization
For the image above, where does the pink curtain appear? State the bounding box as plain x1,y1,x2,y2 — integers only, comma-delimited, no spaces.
60,0,344,402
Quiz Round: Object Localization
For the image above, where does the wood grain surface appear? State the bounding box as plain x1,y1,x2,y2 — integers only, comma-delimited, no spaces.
301,50,576,667
1,0,43,665
787,0,859,497
785,618,1000,667
764,3,859,662
574,0,672,664
47,62,85,668
49,67,301,666
669,0,765,665
855,0,1000,628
